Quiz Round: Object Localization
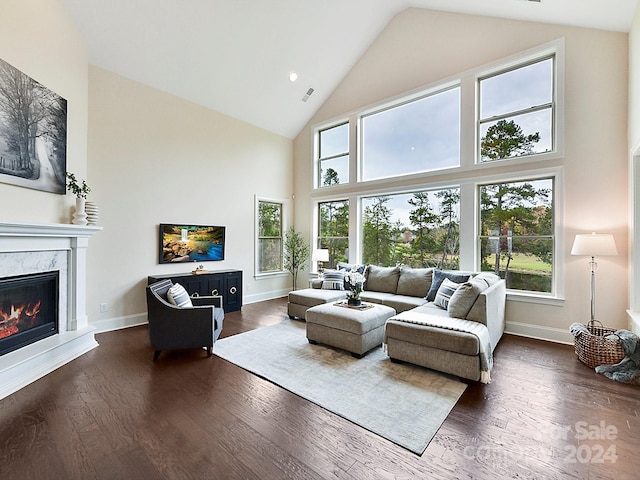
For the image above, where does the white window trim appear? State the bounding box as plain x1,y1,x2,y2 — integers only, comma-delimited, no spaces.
471,166,564,301
473,38,565,165
254,195,290,279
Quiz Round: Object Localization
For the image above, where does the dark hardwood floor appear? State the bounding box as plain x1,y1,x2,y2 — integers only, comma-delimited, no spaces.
1,297,638,479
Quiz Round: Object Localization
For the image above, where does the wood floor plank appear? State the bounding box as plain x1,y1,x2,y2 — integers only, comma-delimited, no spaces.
1,296,639,479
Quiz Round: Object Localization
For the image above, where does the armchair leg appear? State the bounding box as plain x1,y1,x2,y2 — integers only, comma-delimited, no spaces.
206,346,212,357
153,350,161,362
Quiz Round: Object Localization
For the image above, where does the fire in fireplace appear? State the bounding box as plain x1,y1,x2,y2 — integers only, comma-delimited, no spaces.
0,271,59,356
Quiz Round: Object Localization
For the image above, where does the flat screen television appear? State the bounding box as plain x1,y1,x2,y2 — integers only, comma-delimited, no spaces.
159,223,226,264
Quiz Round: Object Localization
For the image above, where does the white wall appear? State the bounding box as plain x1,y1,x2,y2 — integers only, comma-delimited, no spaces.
0,0,88,223
87,67,294,331
294,8,629,342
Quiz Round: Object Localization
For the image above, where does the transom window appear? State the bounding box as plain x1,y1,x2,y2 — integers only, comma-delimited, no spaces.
479,56,554,162
361,86,460,181
317,123,349,187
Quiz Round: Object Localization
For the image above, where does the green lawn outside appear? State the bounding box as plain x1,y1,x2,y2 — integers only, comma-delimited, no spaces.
484,253,551,274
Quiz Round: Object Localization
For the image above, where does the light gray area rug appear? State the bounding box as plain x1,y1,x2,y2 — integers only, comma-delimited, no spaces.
214,319,466,455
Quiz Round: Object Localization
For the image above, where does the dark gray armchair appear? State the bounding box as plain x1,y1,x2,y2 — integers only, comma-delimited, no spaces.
146,279,224,362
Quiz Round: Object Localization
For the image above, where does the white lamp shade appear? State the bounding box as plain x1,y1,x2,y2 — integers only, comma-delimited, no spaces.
571,233,618,256
312,249,329,262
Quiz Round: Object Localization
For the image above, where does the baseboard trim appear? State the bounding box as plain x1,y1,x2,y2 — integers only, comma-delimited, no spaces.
626,310,640,335
505,321,573,345
244,289,289,305
91,313,148,333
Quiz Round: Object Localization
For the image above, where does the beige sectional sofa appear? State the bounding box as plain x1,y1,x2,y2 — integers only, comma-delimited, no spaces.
287,264,506,382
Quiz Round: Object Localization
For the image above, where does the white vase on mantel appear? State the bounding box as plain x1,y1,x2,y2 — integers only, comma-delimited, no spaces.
72,197,88,226
85,201,99,226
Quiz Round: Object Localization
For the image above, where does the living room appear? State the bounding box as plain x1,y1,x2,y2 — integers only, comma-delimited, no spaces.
1,0,639,478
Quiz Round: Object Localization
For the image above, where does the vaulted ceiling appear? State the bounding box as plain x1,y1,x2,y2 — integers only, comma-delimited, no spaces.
61,0,637,139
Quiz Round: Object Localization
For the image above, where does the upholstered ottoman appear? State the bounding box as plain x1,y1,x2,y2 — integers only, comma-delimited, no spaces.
305,302,396,358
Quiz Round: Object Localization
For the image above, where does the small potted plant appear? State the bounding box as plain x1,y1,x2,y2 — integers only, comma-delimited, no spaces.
66,172,91,225
344,271,365,306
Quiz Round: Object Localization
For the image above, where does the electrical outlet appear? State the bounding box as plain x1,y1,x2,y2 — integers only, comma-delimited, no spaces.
99,303,108,313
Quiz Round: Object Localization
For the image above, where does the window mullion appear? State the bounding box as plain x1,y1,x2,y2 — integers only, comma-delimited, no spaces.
479,102,553,125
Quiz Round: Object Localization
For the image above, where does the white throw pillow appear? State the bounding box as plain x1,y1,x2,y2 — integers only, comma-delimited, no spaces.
167,283,193,308
322,269,345,290
433,278,461,310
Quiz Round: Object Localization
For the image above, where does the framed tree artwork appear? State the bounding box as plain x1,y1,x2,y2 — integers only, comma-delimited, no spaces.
0,57,67,194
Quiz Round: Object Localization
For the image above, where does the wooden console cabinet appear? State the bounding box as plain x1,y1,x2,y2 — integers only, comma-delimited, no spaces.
148,269,243,312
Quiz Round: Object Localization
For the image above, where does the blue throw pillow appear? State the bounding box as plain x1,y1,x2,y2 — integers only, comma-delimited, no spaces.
426,269,471,302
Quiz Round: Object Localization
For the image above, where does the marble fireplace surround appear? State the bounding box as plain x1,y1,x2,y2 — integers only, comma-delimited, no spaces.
0,221,101,400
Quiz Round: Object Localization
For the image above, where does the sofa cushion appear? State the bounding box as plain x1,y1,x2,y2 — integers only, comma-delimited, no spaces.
433,278,461,310
288,288,346,307
385,319,480,356
447,276,491,319
426,269,472,301
360,291,396,305
383,295,428,314
321,269,345,290
396,266,434,298
365,265,401,294
412,303,450,317
167,283,193,308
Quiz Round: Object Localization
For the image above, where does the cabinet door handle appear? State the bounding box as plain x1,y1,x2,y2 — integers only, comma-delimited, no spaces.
229,286,237,295
211,289,219,296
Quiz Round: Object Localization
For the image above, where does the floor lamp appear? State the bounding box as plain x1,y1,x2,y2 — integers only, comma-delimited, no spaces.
571,232,618,324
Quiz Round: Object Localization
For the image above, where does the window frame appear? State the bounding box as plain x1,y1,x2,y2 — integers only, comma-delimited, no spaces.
308,40,565,303
476,176,558,297
316,198,350,270
254,195,290,279
315,121,349,189
359,84,462,182
475,41,564,165
475,168,563,299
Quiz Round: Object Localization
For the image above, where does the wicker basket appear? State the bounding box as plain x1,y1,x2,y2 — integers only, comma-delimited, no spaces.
573,321,625,369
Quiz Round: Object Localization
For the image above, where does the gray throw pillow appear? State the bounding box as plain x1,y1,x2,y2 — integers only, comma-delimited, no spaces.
447,276,490,319
426,269,471,302
396,266,434,298
364,265,401,294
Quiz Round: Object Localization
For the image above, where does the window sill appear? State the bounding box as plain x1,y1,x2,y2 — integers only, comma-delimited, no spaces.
506,292,564,306
254,271,288,280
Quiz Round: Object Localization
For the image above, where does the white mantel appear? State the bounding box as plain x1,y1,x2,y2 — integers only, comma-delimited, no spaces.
0,221,102,400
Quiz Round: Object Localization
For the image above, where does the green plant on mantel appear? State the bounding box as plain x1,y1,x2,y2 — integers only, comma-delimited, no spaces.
65,172,91,198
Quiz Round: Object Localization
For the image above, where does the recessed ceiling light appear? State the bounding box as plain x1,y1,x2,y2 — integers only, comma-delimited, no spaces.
288,72,298,82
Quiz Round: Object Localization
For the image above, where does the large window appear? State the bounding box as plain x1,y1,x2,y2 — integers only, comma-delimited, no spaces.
479,57,554,162
318,200,349,268
361,189,460,269
311,41,563,298
479,178,554,293
257,200,283,274
317,123,349,187
361,87,460,181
